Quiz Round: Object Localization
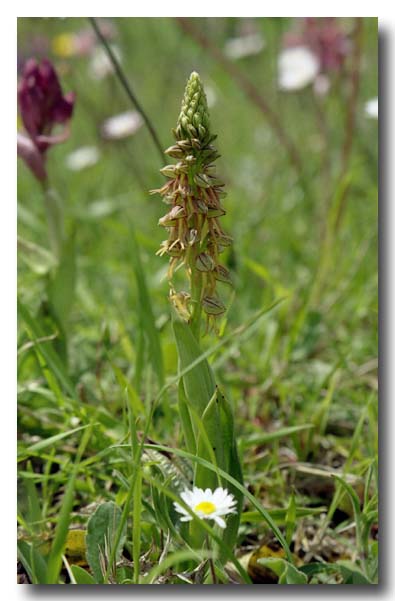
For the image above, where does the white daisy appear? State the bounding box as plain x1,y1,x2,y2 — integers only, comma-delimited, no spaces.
224,33,265,60
101,110,143,140
173,486,237,529
278,46,320,91
65,146,100,171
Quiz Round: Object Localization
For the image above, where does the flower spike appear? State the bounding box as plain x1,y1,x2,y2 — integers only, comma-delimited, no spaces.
153,72,232,334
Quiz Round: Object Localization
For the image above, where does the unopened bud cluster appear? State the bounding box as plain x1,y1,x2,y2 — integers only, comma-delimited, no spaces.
152,72,232,328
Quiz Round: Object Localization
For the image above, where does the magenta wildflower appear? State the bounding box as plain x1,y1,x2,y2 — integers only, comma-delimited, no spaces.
17,58,75,180
284,18,350,74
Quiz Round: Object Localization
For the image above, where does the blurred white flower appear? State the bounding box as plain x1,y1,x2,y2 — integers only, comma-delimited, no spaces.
365,97,378,119
173,486,237,529
66,146,100,171
89,45,122,80
101,110,143,140
224,33,265,60
278,46,320,91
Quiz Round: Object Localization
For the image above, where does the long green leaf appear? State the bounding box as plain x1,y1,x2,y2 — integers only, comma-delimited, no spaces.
18,424,92,460
17,541,48,584
70,565,95,584
47,232,76,330
46,471,77,583
128,224,164,388
173,316,216,417
240,424,314,449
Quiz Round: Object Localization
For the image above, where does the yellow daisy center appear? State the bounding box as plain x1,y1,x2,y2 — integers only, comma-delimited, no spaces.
194,501,216,515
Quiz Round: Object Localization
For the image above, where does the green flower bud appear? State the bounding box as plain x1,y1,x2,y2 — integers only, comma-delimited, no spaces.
176,72,210,143
193,113,202,128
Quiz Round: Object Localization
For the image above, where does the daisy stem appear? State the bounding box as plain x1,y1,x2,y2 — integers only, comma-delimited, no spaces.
206,535,217,584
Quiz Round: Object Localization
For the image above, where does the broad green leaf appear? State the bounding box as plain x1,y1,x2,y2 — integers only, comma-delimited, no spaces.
70,565,95,584
17,540,48,585
21,462,42,534
177,379,196,454
86,502,126,583
257,557,308,584
172,317,243,552
47,232,76,330
173,316,216,417
299,562,372,584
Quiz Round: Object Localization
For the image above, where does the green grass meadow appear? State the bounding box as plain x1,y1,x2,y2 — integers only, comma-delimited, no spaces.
17,17,378,584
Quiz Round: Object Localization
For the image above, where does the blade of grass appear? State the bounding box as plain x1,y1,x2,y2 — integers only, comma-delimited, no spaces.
142,549,215,584
240,424,315,450
46,425,93,584
18,298,76,400
18,424,93,461
133,467,142,584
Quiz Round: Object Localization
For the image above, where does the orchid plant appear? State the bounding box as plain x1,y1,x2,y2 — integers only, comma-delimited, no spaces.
153,72,243,555
17,58,76,358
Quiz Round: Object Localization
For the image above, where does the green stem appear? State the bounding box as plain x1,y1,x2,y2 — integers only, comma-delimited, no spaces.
188,170,203,342
190,262,203,343
41,182,64,260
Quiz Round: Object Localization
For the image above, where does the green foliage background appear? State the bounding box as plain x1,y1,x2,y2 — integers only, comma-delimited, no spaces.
17,17,378,585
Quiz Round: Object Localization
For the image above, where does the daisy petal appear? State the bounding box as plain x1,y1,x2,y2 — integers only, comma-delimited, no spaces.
214,515,226,528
